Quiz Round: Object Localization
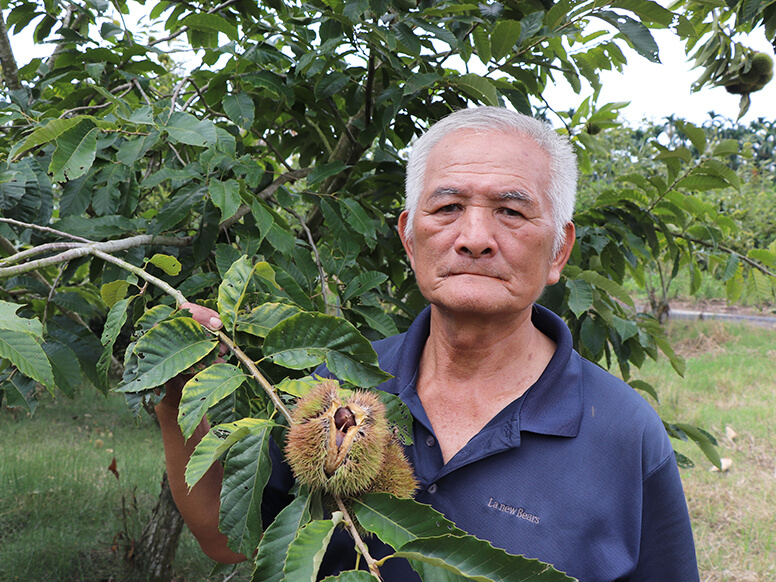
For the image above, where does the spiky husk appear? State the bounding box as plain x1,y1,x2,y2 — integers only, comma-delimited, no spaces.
367,438,418,498
285,382,398,497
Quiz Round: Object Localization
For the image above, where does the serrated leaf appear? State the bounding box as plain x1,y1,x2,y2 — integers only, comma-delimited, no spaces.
178,363,247,440
0,301,43,336
491,20,522,61
341,271,388,303
209,178,242,222
674,423,721,469
165,111,217,146
307,161,348,186
579,271,634,309
654,336,685,377
149,185,206,236
283,513,342,582
219,257,276,333
566,279,593,317
186,418,274,487
629,379,659,403
42,341,81,398
315,72,350,100
263,312,390,388
100,280,130,308
115,317,217,393
223,92,255,130
12,116,84,160
148,253,182,276
0,330,55,394
236,303,302,338
274,376,323,398
352,494,465,550
252,493,313,582
220,427,273,555
97,297,132,388
595,10,660,63
676,120,707,154
49,119,99,182
394,534,575,581
454,74,500,106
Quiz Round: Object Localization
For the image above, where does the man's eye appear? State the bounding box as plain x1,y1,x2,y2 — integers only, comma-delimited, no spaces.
499,207,523,217
437,204,461,213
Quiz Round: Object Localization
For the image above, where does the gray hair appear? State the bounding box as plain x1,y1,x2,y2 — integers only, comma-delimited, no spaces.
403,106,578,256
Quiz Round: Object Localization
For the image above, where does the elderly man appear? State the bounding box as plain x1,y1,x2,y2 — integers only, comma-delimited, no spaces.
157,107,699,581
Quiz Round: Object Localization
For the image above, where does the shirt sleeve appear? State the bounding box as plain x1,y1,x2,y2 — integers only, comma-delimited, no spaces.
632,453,700,582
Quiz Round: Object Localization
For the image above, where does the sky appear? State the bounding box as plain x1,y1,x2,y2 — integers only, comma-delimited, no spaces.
4,9,774,128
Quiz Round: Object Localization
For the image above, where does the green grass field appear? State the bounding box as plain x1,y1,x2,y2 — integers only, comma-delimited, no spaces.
1,318,774,581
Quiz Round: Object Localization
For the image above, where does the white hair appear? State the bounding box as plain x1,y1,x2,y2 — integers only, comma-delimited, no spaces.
403,106,578,256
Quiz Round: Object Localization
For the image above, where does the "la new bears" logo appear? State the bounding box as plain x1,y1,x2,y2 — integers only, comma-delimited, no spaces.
487,497,540,524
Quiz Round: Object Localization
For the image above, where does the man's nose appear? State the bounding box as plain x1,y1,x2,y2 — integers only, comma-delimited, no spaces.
455,208,496,258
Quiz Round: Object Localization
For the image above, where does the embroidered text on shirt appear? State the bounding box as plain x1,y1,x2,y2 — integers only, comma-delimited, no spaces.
487,497,540,524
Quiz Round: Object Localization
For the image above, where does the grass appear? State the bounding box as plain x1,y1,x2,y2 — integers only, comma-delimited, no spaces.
0,387,252,582
1,318,774,581
634,319,776,581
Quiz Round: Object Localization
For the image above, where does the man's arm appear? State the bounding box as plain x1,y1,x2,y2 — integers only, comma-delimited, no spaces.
154,303,246,564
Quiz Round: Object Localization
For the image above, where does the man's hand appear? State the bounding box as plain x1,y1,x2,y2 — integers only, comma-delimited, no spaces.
158,301,226,409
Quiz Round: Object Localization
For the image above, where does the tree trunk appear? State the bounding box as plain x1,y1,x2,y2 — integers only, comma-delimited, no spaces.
129,471,185,582
0,10,21,91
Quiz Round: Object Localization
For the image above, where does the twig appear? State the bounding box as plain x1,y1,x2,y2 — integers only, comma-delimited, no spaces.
0,217,94,243
168,76,190,121
286,206,330,311
216,332,293,424
334,495,382,581
0,242,84,267
0,234,192,279
92,249,186,305
42,263,67,326
678,235,776,279
133,77,154,107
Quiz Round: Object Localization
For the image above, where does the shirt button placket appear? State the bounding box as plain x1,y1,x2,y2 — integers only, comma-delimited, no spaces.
427,483,438,494
425,435,435,447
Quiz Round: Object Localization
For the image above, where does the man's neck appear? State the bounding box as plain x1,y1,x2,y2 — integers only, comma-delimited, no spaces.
416,304,557,463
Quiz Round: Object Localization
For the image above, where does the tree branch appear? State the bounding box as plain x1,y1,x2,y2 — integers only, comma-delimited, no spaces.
679,234,776,279
0,217,94,243
334,495,382,581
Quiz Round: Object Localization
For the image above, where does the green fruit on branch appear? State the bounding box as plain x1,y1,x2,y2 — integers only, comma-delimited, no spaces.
725,52,774,95
285,381,417,498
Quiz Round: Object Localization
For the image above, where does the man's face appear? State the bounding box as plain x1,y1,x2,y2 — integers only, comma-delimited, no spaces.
399,129,574,319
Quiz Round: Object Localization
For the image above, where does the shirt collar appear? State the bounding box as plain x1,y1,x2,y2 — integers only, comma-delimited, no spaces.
378,304,583,440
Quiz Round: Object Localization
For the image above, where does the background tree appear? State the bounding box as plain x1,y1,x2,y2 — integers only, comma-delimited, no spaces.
1,0,775,579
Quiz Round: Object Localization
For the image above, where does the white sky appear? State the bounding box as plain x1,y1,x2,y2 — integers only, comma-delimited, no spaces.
4,9,774,128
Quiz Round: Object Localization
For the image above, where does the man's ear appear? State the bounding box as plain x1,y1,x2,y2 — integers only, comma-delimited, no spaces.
398,210,415,270
546,222,575,286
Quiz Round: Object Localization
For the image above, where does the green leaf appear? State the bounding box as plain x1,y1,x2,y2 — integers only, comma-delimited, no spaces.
12,116,84,160
0,301,43,336
221,427,273,556
100,280,130,308
186,418,274,487
149,185,206,236
223,92,255,130
49,119,99,182
674,423,721,469
165,111,217,146
116,317,217,393
263,312,391,388
183,12,239,40
454,74,500,106
315,72,350,100
394,535,575,581
274,376,323,398
148,254,182,276
97,297,132,389
579,271,634,309
595,11,660,63
252,493,313,582
0,329,55,394
236,302,302,338
472,26,491,64
219,257,277,333
42,341,81,398
491,20,522,61
341,271,388,303
629,379,659,403
307,161,348,186
566,279,593,317
209,178,242,222
283,513,342,582
676,120,707,155
178,363,247,440
352,494,465,550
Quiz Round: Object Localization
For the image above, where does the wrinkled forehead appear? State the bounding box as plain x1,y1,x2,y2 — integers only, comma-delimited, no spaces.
423,128,552,199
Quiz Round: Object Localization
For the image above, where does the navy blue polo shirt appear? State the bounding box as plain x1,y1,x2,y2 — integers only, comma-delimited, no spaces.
265,304,699,581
